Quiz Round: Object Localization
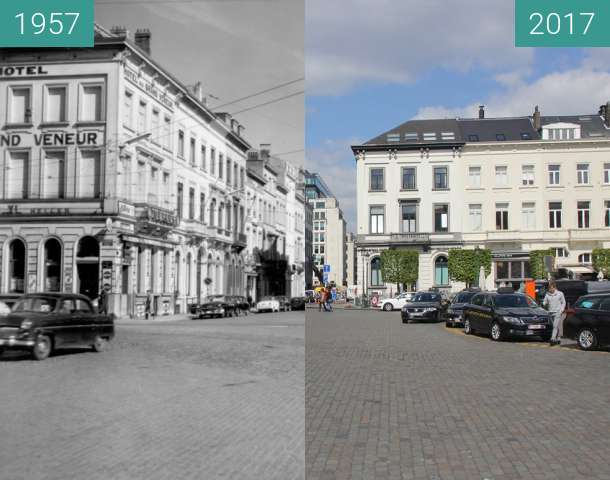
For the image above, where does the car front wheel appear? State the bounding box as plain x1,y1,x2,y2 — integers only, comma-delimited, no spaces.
32,335,52,361
577,328,598,351
92,335,108,353
383,303,393,312
490,322,503,341
464,319,473,335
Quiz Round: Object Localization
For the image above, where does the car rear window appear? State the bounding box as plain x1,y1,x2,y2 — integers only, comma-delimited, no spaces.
494,294,537,308
453,292,476,304
575,297,602,310
413,293,440,302
12,297,57,313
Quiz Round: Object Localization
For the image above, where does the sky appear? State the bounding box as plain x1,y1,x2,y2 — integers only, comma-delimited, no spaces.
95,0,304,166
306,0,610,233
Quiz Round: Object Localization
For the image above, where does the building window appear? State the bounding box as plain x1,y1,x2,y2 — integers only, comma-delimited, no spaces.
400,203,417,233
43,238,62,292
468,166,481,188
211,148,216,175
190,138,196,166
6,151,29,199
188,187,195,220
495,260,531,289
434,204,449,232
548,165,561,185
219,154,224,179
370,206,384,234
434,256,449,286
177,182,183,219
209,199,216,226
240,167,245,189
79,151,101,198
227,158,232,185
151,109,160,142
370,168,384,191
80,85,102,121
469,204,482,231
177,130,185,158
577,201,590,229
43,151,65,199
370,257,383,286
386,133,400,142
201,145,207,171
433,167,448,190
423,132,437,141
549,202,562,229
605,164,610,184
137,101,147,133
199,193,205,221
579,253,592,264
468,134,479,142
522,165,534,186
605,201,610,227
495,166,508,186
8,239,26,294
8,86,32,124
577,164,590,185
401,167,416,190
496,133,506,141
495,202,509,230
521,202,536,230
163,116,172,150
554,247,568,258
45,86,67,123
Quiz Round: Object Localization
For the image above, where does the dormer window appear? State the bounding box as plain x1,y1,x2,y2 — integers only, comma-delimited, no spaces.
542,122,581,140
386,133,400,142
423,132,437,141
404,132,418,141
468,134,479,142
441,132,455,140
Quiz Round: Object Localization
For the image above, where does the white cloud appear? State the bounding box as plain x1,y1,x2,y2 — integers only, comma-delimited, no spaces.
306,0,534,95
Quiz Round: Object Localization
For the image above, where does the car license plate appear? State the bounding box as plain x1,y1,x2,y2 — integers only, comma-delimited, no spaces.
528,324,545,330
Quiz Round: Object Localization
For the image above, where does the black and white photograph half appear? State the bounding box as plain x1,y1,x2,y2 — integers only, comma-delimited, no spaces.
0,0,305,479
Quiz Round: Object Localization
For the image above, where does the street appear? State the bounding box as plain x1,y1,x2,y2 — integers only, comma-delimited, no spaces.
0,311,305,480
306,309,610,480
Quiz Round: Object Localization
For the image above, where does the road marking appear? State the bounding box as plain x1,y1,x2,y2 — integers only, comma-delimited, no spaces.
444,326,610,355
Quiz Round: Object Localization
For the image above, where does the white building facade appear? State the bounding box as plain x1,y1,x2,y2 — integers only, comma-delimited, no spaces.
353,106,610,295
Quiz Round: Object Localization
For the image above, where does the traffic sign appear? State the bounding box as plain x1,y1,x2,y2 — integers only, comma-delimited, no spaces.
323,264,331,273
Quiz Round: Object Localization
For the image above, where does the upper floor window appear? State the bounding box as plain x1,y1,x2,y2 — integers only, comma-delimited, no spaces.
6,151,29,199
423,132,437,141
201,145,207,171
577,201,590,229
137,101,147,133
401,167,416,190
45,86,67,123
495,166,508,187
554,247,568,258
8,86,32,124
605,163,610,184
469,204,482,231
433,167,448,190
605,200,610,227
369,206,384,234
42,151,65,199
495,202,509,230
579,253,592,264
386,133,400,142
219,154,224,179
190,138,196,166
548,164,560,185
522,165,534,186
468,134,479,142
400,202,417,233
177,130,185,158
210,148,216,174
549,202,562,229
577,164,590,185
521,202,536,230
151,110,160,142
80,85,102,122
434,204,449,232
163,116,172,150
468,166,481,188
370,168,384,191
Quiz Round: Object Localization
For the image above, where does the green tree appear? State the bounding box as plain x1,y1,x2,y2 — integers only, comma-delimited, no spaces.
448,249,492,287
592,248,610,278
380,249,419,293
529,249,554,280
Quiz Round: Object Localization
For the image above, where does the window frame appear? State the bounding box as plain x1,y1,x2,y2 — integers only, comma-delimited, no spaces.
369,167,385,192
433,203,450,232
401,166,417,191
43,83,69,124
369,205,385,235
433,166,449,190
78,82,105,123
7,84,33,125
577,163,590,185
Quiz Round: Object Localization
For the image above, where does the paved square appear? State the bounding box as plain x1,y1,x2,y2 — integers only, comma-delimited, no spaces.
306,309,610,480
0,312,304,480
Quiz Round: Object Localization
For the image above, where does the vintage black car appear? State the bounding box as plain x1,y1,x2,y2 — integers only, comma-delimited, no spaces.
191,295,237,319
290,296,306,311
0,293,114,361
401,292,446,323
463,292,552,341
445,290,480,328
563,294,610,350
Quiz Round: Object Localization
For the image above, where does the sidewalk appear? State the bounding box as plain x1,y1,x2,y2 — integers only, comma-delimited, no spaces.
115,313,192,325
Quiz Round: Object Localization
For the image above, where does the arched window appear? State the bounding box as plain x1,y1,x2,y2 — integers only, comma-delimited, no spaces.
370,257,383,286
76,236,100,299
44,238,62,292
434,256,449,286
9,239,26,293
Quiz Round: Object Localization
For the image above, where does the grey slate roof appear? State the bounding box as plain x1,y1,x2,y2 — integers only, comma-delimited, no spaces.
362,113,610,147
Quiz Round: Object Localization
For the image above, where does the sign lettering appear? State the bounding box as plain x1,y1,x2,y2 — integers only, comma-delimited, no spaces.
0,65,48,77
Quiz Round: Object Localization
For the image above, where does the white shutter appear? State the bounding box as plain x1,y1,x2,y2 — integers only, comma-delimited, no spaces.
7,152,28,199
82,86,102,121
80,151,100,198
10,88,29,123
47,87,66,122
44,152,65,198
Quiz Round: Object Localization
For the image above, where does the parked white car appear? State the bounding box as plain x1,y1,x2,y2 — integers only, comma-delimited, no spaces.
256,296,280,313
379,292,415,312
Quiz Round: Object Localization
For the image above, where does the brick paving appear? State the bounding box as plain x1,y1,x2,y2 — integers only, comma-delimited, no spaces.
306,309,610,480
0,312,304,480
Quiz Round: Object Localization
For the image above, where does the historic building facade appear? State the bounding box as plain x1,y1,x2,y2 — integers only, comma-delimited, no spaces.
353,106,610,295
0,25,249,317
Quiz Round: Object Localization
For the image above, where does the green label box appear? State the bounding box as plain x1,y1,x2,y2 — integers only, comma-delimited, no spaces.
516,0,610,47
0,0,94,48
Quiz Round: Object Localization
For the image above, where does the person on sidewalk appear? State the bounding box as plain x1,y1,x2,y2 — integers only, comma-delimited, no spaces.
145,290,155,320
543,280,566,346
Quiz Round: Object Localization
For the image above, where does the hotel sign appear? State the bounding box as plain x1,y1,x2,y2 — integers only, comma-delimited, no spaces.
125,67,174,110
0,131,103,148
0,65,49,77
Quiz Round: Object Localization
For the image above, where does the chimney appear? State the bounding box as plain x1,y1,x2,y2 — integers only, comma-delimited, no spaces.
533,105,541,131
478,105,485,119
260,143,271,162
605,101,610,128
189,82,205,103
111,25,128,37
237,124,245,137
134,28,151,55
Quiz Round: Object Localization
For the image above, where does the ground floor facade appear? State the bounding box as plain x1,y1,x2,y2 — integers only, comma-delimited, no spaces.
356,230,610,296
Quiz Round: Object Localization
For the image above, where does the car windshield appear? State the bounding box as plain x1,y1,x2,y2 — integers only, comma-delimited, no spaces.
412,293,440,302
261,296,276,301
575,297,602,309
494,294,537,308
453,292,476,304
12,297,57,313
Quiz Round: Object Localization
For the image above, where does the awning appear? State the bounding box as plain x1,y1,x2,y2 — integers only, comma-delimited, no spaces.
563,266,594,274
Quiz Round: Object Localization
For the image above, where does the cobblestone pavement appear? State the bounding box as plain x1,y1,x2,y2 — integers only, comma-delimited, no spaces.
0,311,304,480
306,309,610,480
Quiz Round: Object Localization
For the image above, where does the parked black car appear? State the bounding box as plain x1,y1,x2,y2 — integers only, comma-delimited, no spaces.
191,295,237,319
401,292,446,323
0,293,114,361
563,294,610,350
290,296,306,311
463,292,552,341
445,289,480,328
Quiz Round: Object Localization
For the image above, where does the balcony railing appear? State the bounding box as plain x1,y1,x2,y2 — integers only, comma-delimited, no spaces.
390,232,431,243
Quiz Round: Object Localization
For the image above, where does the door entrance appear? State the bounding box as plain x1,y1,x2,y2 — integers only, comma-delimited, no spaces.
78,263,99,299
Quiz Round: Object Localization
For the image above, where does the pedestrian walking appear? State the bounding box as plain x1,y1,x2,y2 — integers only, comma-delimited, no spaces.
98,286,109,315
543,280,566,346
316,289,323,312
145,290,155,320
